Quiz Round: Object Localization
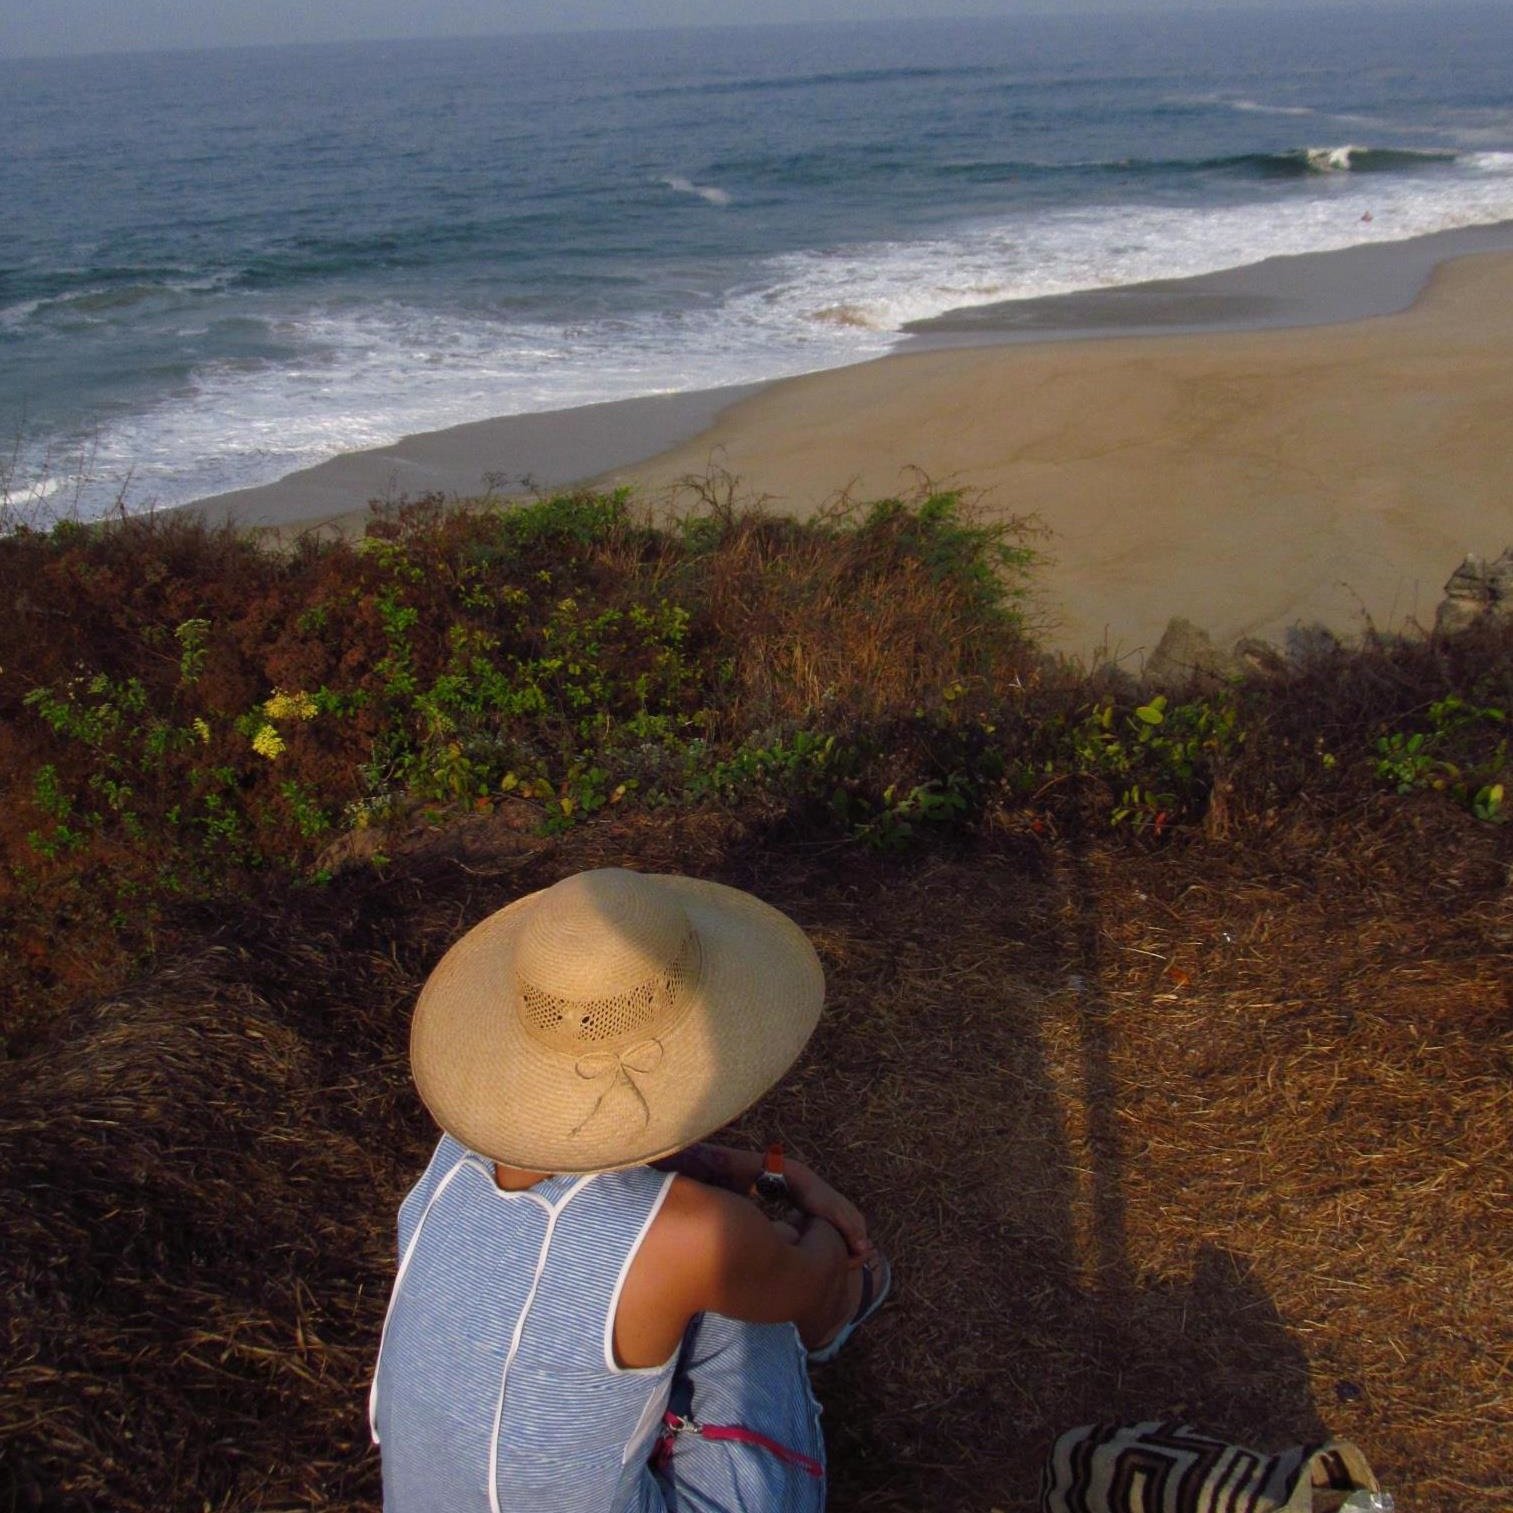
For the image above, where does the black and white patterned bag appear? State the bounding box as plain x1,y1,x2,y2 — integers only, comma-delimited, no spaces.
1040,1420,1386,1513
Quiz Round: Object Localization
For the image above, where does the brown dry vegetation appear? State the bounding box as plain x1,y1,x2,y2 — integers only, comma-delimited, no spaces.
0,491,1038,1053
0,496,1509,1512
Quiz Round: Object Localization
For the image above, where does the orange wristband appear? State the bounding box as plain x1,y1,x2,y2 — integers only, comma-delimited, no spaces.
754,1142,789,1200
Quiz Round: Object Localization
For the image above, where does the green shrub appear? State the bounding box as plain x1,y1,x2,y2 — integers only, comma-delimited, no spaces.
2,483,1507,1050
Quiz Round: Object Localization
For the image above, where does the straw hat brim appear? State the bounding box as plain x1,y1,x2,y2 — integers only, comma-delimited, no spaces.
410,874,824,1173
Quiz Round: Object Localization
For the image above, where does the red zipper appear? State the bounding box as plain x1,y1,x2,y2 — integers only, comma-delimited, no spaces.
659,1412,824,1479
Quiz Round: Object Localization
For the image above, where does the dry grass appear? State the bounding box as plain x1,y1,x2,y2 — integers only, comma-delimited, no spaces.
3,494,1508,1508
0,490,1047,1054
3,793,1508,1511
683,494,1039,731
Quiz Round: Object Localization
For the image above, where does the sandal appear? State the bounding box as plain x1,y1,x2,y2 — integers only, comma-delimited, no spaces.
808,1250,891,1364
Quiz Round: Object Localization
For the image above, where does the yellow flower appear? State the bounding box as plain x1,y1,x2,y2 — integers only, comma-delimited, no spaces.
251,724,286,760
192,717,212,744
263,689,318,722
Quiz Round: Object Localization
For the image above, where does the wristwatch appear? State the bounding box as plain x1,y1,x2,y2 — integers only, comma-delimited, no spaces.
753,1142,790,1202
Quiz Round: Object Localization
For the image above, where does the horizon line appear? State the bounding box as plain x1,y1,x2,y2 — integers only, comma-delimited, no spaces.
0,0,1468,67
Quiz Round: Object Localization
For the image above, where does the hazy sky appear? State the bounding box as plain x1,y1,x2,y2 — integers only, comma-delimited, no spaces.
0,0,1438,62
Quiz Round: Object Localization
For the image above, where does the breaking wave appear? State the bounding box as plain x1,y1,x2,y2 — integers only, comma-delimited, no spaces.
1296,145,1457,174
661,176,732,207
1185,146,1463,178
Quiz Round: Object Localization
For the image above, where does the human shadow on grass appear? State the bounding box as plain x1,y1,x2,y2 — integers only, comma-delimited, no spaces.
0,821,1328,1513
757,836,1329,1513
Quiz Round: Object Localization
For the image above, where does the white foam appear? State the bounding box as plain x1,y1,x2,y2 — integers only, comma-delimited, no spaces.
2,446,97,519
8,473,69,504
1304,145,1368,172
0,298,44,331
10,267,238,323
1227,98,1316,118
747,147,1513,328
19,151,1513,521
662,176,732,207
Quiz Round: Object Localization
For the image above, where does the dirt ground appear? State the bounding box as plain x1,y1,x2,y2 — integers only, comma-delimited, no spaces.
2,793,1509,1511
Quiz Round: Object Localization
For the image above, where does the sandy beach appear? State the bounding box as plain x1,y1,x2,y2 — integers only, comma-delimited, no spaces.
599,247,1513,660
198,231,1513,662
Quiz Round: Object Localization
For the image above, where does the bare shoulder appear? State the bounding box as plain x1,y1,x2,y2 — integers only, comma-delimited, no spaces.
634,1173,789,1317
613,1174,762,1368
643,1173,763,1273
621,1172,849,1357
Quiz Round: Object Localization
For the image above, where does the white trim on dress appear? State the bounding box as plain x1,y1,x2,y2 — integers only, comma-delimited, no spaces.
485,1174,596,1513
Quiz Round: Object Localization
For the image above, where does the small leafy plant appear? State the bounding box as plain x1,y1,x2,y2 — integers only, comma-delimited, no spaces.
1373,695,1507,819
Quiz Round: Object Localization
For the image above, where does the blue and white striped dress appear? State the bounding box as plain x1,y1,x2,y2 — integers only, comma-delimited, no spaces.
375,1137,829,1513
370,1135,680,1513
371,1135,829,1513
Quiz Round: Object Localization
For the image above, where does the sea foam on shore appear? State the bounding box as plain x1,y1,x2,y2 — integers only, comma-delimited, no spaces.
4,5,1512,518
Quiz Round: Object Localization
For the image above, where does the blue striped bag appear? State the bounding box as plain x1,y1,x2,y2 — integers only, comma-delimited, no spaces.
1040,1420,1385,1513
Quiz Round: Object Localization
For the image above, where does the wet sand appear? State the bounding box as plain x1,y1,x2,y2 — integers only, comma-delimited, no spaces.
190,383,763,540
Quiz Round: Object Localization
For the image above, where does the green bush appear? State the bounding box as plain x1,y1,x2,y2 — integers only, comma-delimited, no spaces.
2,483,1508,1052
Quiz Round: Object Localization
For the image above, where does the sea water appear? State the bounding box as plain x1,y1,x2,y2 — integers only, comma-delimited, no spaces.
2,2,1511,517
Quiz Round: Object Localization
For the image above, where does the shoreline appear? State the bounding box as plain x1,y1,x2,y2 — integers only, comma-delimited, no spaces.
186,382,766,539
189,221,1513,536
190,224,1513,660
900,220,1513,346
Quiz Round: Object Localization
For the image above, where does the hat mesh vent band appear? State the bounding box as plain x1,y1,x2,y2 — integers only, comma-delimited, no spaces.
518,929,702,1052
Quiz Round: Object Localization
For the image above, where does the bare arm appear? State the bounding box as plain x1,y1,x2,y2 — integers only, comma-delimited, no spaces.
692,1188,854,1348
653,1141,873,1262
614,1175,856,1366
652,1142,763,1193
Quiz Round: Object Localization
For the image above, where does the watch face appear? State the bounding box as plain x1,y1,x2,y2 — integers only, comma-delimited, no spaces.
754,1171,789,1201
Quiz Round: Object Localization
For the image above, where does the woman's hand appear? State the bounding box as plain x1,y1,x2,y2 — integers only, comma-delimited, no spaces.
785,1159,872,1266
653,1143,874,1267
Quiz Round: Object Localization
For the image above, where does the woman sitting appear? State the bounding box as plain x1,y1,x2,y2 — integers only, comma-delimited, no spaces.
370,866,890,1511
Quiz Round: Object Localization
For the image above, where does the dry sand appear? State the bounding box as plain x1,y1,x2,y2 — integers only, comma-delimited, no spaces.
196,241,1513,664
597,250,1513,661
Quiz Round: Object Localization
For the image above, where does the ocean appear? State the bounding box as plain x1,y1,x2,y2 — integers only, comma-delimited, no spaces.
3,2,1512,519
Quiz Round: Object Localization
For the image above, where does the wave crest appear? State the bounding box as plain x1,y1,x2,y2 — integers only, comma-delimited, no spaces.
662,175,732,207
1297,144,1456,174
811,304,883,330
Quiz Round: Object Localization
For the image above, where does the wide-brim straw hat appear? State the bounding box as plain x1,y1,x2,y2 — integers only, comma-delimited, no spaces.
410,868,824,1173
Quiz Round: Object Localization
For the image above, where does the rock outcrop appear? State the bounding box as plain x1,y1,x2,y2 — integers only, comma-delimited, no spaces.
1140,547,1512,690
1434,548,1513,635
1142,617,1239,692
